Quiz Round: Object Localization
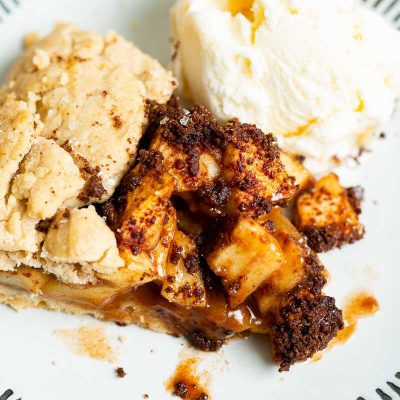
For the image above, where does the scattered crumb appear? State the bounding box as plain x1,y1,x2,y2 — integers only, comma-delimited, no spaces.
115,367,126,378
54,326,117,363
379,132,386,139
118,335,126,343
51,360,57,366
143,395,149,399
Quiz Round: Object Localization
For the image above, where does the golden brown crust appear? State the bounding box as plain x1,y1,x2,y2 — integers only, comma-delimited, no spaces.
0,283,178,336
0,266,269,346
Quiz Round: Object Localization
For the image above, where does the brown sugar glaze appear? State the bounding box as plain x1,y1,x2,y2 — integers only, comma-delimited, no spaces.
167,357,210,400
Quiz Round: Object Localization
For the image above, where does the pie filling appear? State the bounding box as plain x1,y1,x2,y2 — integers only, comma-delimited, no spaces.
0,99,347,371
0,265,268,345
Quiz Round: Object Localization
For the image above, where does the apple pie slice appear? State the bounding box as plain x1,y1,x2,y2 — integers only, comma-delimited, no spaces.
0,25,344,372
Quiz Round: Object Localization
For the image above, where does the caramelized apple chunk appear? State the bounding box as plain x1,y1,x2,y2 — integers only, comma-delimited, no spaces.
222,121,297,216
115,151,175,285
151,134,220,192
96,252,156,288
279,152,314,194
119,162,175,255
43,278,122,309
294,173,364,252
147,103,297,219
254,209,314,315
207,216,285,308
161,230,206,308
152,205,179,277
150,106,222,192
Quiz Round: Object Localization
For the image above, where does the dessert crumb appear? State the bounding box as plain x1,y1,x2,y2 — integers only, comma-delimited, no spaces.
118,335,126,343
379,132,386,139
115,367,126,378
143,394,149,399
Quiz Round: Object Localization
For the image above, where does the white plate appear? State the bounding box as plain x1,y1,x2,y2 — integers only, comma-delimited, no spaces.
0,1,399,399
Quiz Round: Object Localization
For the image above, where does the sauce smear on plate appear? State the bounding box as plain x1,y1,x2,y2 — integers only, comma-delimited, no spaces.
167,357,210,399
332,293,379,346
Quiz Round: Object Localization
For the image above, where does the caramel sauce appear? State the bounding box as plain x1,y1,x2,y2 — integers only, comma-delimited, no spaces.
314,293,379,361
225,0,255,21
167,357,210,400
284,118,318,138
333,293,379,346
103,282,271,341
224,0,265,43
0,265,270,342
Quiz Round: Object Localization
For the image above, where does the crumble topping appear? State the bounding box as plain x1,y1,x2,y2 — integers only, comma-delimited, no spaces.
11,137,84,220
0,24,176,283
272,291,344,372
43,206,124,275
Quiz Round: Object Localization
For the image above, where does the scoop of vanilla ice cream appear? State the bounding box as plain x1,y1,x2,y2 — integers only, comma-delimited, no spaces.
172,0,400,171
